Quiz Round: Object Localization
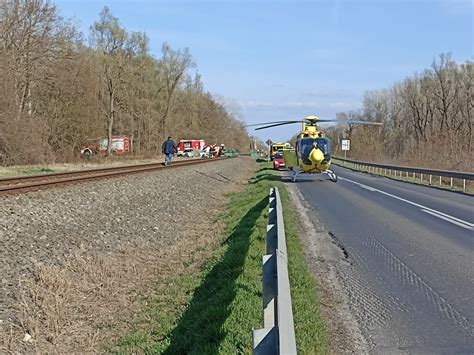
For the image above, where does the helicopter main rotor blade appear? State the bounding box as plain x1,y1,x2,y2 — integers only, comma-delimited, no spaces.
308,118,383,125
254,121,302,130
339,120,383,125
307,118,337,122
244,120,300,128
246,118,382,129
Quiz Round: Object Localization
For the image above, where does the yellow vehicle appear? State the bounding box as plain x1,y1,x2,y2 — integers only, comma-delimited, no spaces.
270,142,291,160
249,116,381,182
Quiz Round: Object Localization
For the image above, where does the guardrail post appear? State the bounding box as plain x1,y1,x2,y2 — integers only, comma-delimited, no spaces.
450,177,453,188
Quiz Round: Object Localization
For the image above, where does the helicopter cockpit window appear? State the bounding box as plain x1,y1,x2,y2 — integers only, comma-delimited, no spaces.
315,137,331,156
299,138,314,156
299,137,331,163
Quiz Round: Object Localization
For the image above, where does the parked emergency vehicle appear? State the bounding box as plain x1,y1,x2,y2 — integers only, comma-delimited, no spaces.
176,139,206,156
80,135,130,159
270,142,291,160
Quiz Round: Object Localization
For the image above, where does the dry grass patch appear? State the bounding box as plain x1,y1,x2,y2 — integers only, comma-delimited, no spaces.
1,217,227,353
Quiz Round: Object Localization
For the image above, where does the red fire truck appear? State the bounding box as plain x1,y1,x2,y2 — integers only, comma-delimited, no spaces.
176,139,206,157
80,135,130,159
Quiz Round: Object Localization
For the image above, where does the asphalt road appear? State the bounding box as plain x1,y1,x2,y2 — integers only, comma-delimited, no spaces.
289,165,474,353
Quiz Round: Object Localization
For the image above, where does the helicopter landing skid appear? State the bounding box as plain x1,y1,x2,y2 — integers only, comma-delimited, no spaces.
291,170,303,182
289,169,338,182
324,169,338,182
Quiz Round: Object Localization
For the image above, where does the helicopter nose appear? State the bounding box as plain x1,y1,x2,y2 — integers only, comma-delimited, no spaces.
309,148,324,164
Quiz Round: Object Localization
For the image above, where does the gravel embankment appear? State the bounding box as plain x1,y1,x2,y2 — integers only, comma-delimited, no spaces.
0,157,256,352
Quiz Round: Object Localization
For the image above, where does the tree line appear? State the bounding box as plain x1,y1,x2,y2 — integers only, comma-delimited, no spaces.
327,53,473,171
0,0,251,165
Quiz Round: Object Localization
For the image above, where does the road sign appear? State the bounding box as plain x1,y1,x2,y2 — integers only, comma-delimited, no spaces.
266,139,273,146
341,139,350,151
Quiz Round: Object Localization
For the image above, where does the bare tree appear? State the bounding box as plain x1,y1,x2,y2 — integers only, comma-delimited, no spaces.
335,54,472,170
158,43,194,142
89,6,146,154
0,2,253,165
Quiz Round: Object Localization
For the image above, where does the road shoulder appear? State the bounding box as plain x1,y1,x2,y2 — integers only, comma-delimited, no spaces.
285,183,369,353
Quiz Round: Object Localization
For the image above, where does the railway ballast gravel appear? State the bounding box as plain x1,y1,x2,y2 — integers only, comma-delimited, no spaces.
0,157,256,352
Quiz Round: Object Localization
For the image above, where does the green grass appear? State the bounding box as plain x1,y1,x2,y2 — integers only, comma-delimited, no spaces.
279,182,328,354
113,163,328,354
19,167,55,175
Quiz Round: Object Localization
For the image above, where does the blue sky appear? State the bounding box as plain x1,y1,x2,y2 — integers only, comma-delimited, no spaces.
57,0,473,142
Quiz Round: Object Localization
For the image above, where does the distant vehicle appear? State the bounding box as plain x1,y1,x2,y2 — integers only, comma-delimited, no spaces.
177,139,206,156
270,142,291,160
177,147,195,157
223,149,239,158
272,151,285,170
80,135,130,159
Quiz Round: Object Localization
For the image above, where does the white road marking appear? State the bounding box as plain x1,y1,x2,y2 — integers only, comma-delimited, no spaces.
421,209,473,230
339,177,474,230
360,185,377,192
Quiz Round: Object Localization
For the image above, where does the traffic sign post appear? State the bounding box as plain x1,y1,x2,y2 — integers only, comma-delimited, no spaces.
341,139,350,159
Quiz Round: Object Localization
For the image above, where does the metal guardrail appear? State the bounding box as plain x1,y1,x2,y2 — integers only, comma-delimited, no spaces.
333,157,474,191
253,187,297,355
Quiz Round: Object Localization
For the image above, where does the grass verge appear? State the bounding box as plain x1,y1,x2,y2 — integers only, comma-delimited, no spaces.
113,162,328,354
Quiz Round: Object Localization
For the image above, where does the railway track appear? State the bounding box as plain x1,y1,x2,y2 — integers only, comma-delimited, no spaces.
0,158,227,196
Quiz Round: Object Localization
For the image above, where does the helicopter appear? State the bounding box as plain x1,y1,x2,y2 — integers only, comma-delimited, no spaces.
247,115,382,182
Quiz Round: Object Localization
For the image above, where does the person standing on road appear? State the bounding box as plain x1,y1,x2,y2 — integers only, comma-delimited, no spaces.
162,136,177,166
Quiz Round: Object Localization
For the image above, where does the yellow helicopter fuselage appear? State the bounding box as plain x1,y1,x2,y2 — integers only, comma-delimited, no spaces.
282,120,332,173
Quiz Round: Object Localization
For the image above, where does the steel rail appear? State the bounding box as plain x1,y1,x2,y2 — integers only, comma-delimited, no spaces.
0,158,215,185
0,158,227,195
333,157,474,190
253,187,297,355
